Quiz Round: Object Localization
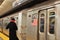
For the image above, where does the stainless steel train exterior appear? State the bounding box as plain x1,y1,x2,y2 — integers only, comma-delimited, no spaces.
26,0,60,40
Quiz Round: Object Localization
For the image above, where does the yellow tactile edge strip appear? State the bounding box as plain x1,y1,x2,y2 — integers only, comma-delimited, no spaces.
0,32,9,40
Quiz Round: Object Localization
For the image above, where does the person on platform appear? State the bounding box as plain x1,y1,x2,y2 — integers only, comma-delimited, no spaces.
6,17,19,40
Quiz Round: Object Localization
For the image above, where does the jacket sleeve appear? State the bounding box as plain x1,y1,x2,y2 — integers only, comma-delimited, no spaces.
6,23,9,29
15,23,18,30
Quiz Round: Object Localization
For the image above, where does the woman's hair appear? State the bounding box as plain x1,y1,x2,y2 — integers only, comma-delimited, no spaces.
11,17,15,20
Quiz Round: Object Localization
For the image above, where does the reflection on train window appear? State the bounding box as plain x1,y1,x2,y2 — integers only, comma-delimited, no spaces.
41,14,44,17
50,12,55,15
32,13,38,26
32,15,36,19
40,18,44,32
40,13,44,32
49,12,55,34
32,15,36,23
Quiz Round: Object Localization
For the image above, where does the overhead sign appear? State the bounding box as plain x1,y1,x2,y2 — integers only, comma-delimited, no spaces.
12,0,28,7
12,1,18,7
17,0,28,4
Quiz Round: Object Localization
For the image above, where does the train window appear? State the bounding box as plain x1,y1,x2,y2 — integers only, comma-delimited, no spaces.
50,12,55,15
40,13,44,32
49,12,55,34
40,18,44,32
41,13,45,17
32,13,38,26
32,15,36,23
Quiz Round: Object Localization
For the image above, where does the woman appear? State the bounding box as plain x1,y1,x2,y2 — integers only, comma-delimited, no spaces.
6,17,19,40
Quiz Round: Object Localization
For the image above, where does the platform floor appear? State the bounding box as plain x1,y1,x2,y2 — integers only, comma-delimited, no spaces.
0,32,9,40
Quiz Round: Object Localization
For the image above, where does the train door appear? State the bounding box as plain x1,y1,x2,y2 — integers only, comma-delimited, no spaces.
27,10,38,40
47,8,56,40
39,10,46,40
39,8,56,40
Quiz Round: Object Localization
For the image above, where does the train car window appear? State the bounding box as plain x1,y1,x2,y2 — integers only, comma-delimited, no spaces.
40,14,44,32
49,12,55,34
32,13,38,26
50,12,55,15
41,14,44,17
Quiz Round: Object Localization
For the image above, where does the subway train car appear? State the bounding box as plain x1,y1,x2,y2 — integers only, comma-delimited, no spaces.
26,0,60,40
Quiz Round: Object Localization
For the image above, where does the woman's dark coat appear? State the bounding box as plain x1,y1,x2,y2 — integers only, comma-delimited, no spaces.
6,22,19,40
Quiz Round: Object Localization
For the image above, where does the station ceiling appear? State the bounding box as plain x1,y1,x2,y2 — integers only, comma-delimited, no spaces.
0,0,47,18
0,0,4,5
0,0,15,16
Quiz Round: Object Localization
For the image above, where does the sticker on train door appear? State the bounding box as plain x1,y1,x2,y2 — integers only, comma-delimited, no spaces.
32,19,38,26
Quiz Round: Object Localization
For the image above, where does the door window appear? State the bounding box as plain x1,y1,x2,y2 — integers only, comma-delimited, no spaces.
49,12,55,34
40,13,45,32
32,13,38,26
